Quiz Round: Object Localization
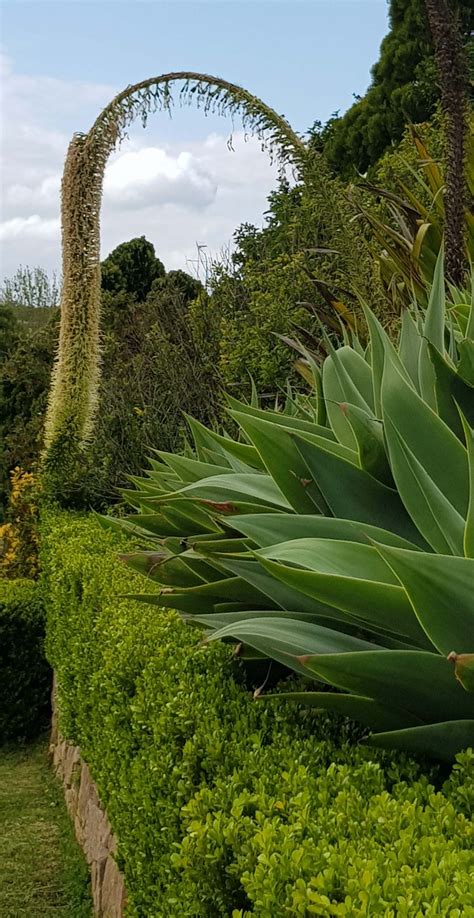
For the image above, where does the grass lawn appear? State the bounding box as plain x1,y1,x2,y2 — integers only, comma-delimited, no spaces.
0,739,92,916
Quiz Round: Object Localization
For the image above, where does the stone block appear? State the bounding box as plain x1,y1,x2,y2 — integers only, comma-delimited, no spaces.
91,857,107,914
65,785,79,820
63,743,81,787
101,856,126,918
84,801,111,865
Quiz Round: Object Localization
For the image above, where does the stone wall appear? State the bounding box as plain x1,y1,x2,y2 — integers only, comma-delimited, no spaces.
50,686,126,916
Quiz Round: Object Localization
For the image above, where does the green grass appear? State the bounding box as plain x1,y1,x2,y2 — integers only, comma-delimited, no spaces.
0,739,92,916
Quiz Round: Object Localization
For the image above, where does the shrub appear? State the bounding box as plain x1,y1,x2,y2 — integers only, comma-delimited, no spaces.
0,467,41,579
0,579,50,742
42,512,474,916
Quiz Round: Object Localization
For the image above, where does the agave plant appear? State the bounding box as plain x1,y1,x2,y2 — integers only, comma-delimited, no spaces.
104,256,474,762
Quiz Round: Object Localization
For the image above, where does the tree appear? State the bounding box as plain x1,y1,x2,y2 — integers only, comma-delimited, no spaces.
0,266,60,309
101,236,165,302
424,0,470,284
318,0,473,177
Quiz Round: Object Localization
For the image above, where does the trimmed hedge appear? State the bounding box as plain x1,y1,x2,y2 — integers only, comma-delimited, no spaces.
42,513,474,917
0,578,51,741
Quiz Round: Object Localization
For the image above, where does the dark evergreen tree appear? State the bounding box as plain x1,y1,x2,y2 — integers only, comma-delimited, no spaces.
101,236,166,302
316,0,473,177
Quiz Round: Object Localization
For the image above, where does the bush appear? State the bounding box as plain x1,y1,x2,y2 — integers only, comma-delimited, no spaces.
0,579,50,742
42,512,474,917
0,467,41,578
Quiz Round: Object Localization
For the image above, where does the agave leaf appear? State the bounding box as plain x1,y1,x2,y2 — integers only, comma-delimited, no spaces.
96,512,155,541
216,556,341,617
190,536,251,554
156,473,292,512
449,303,470,337
427,344,469,439
450,653,474,693
254,542,429,645
293,433,427,547
162,499,223,532
186,609,335,629
226,397,335,440
322,346,374,449
457,339,474,386
399,308,422,391
375,544,474,656
362,302,412,416
368,720,474,762
249,375,259,407
342,403,392,484
418,249,445,408
125,589,250,616
383,416,466,554
423,248,445,352
121,550,224,587
229,513,421,550
229,411,330,514
185,415,262,472
185,415,232,464
382,353,469,544
207,617,381,678
464,419,474,558
155,451,232,482
198,610,407,651
264,691,422,732
299,651,474,723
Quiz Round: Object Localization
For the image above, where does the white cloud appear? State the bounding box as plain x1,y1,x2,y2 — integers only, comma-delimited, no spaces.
1,54,281,280
0,215,60,241
103,147,217,210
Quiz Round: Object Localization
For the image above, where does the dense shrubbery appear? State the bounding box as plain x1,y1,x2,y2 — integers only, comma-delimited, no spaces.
0,308,57,514
0,241,221,510
211,167,386,399
42,513,474,916
0,579,50,742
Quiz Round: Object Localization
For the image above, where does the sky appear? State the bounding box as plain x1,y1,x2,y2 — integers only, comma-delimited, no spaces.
0,0,389,280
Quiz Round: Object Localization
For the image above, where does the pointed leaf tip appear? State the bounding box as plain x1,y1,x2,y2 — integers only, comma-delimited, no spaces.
448,651,474,692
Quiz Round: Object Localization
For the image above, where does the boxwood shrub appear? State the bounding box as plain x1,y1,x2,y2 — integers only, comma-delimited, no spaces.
42,512,474,917
0,578,51,741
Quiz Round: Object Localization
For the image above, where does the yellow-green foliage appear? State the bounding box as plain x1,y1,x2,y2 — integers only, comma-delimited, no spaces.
42,512,474,917
0,467,40,579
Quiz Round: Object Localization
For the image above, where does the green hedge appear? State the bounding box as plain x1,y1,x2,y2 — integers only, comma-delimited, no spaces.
42,513,474,917
0,578,51,741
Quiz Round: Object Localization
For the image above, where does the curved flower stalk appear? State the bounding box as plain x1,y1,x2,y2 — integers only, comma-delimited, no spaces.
42,72,309,489
106,255,474,761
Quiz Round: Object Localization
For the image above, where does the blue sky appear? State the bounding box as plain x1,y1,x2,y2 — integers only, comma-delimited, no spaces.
1,0,389,276
2,1,388,135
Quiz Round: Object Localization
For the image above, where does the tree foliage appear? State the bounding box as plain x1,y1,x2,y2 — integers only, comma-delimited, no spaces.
212,166,388,399
101,236,165,302
0,266,60,309
317,0,473,177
